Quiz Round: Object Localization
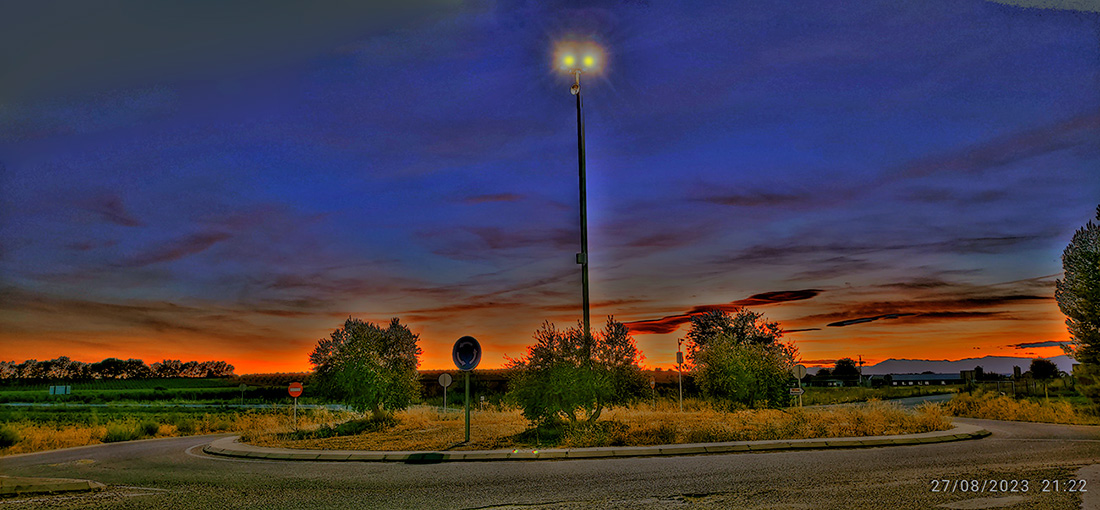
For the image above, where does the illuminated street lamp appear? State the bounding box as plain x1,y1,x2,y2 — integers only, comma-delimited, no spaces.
554,40,604,348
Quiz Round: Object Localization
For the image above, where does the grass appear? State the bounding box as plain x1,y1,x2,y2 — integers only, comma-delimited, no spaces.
941,390,1100,425
0,406,357,456
800,385,959,405
247,399,952,451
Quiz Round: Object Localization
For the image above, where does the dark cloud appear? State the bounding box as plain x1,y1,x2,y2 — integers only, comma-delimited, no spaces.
0,286,272,338
122,231,231,267
463,193,525,204
623,289,822,334
894,110,1100,179
725,234,1058,268
422,226,576,260
1011,340,1072,349
815,293,1049,327
699,191,809,207
782,328,822,333
79,194,143,227
827,313,915,327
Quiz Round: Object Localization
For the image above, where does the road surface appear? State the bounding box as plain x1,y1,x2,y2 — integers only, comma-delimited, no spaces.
1,418,1097,509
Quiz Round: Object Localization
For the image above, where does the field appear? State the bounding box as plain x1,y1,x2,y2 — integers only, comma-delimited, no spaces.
0,376,332,456
0,405,355,455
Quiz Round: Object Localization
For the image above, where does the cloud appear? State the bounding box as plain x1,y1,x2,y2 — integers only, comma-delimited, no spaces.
623,289,822,334
699,191,809,207
813,293,1049,328
782,328,822,333
826,313,916,328
79,194,143,227
122,231,232,267
985,0,1100,13
893,110,1100,179
1011,340,1072,349
800,359,838,366
462,193,525,204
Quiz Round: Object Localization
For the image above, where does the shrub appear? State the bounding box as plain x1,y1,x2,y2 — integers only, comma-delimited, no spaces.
140,420,160,437
0,425,21,447
506,317,645,426
103,423,141,443
174,418,197,434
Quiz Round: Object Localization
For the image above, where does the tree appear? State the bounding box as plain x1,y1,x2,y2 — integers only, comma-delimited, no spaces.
832,358,860,381
686,308,797,408
1056,205,1100,408
309,317,421,418
1031,358,1059,399
506,317,645,426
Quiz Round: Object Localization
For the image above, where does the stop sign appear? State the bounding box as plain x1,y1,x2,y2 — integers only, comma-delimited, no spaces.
288,382,303,398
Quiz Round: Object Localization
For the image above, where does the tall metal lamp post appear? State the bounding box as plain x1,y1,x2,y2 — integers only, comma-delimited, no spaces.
555,40,604,348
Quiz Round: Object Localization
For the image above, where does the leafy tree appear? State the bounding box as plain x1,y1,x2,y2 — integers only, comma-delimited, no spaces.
309,317,422,418
1030,359,1059,381
1056,205,1100,408
686,308,797,408
152,360,183,378
506,317,645,426
1031,358,1059,399
832,358,860,379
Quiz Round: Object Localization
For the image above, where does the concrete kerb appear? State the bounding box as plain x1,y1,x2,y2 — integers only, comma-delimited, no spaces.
0,476,106,497
201,423,990,463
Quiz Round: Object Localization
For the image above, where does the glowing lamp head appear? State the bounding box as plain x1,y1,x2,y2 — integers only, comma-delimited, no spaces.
554,39,605,75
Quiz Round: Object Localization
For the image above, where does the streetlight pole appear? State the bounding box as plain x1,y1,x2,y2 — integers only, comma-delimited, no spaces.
571,70,591,345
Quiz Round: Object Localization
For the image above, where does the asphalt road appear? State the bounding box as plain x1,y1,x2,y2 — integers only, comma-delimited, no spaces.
2,418,1098,509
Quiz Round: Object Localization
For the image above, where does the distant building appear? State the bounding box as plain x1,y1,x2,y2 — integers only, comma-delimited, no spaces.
885,373,963,386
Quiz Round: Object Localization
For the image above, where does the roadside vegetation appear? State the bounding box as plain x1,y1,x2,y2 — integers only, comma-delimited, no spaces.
0,406,355,456
247,399,950,451
941,390,1100,426
800,385,958,406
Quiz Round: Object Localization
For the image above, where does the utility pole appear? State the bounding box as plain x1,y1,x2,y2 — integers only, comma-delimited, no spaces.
677,338,684,412
858,355,865,387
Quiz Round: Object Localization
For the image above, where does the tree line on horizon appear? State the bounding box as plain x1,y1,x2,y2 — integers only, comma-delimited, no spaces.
0,357,236,381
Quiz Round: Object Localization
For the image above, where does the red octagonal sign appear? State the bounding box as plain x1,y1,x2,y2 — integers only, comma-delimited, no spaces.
288,382,303,398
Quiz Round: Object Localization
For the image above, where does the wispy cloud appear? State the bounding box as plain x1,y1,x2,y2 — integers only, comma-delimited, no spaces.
1011,340,1072,349
79,193,144,227
623,289,822,334
122,231,232,267
462,193,525,204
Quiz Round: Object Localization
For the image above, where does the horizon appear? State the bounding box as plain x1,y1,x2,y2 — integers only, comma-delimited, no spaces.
2,2,1098,374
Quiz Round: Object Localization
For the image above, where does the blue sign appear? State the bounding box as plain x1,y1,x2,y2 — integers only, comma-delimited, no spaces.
452,336,481,371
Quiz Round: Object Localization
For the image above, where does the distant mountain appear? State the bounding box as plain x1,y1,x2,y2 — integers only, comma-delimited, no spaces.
859,355,1075,376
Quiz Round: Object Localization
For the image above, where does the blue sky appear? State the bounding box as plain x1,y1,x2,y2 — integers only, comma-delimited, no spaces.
1,1,1098,372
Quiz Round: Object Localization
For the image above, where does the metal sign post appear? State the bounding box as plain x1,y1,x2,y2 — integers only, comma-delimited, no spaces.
791,365,807,407
452,336,482,444
288,382,303,429
439,373,453,412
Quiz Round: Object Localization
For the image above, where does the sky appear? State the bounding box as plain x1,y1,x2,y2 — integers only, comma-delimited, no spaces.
2,1,1098,374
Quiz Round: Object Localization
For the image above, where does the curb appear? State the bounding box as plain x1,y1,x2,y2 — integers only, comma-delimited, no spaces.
202,423,991,463
0,476,106,497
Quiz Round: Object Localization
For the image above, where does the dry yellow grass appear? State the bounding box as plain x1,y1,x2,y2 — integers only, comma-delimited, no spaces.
0,408,356,456
942,391,1100,425
250,400,952,451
